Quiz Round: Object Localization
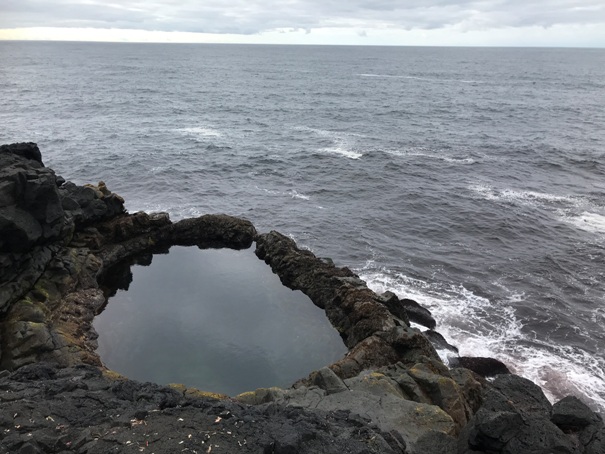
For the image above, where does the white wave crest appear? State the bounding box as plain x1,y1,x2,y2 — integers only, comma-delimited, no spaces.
321,146,363,160
565,211,605,234
177,126,223,138
256,186,282,196
288,189,310,200
469,184,580,207
470,184,605,238
293,125,365,139
385,147,475,164
255,186,310,201
359,73,410,79
295,126,364,160
358,74,482,84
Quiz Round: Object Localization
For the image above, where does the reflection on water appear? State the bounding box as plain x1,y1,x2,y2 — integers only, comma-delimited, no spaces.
94,245,347,395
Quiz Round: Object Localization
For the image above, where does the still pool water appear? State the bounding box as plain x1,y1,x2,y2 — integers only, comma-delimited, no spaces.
93,245,348,395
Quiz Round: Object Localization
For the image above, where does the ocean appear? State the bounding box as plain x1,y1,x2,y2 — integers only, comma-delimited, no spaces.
1,41,604,411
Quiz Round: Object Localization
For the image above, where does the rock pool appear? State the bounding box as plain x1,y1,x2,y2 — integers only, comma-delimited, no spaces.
94,245,347,395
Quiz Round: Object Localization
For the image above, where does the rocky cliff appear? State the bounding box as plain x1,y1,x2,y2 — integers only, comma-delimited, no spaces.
1,143,603,454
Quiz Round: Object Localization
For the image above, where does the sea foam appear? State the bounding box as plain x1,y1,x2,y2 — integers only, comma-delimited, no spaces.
359,266,605,413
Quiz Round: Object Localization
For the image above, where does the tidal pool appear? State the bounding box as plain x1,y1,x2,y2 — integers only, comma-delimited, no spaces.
94,245,347,395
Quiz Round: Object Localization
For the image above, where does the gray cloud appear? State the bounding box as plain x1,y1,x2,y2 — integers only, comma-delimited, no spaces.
0,0,603,34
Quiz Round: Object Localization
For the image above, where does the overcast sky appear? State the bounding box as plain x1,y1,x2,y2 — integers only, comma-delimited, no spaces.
1,0,604,46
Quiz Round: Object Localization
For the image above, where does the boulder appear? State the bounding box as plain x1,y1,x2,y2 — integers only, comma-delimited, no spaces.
552,396,605,453
308,367,349,395
423,329,459,354
449,356,511,377
407,361,473,428
400,297,437,329
552,395,602,430
457,374,603,453
0,142,43,163
377,291,410,325
490,374,552,418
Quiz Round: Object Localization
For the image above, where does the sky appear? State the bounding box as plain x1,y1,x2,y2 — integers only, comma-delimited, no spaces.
0,0,604,47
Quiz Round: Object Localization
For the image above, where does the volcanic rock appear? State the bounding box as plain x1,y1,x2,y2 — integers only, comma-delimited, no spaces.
552,396,602,430
423,329,459,354
450,356,511,377
0,143,64,253
0,363,403,454
400,297,437,329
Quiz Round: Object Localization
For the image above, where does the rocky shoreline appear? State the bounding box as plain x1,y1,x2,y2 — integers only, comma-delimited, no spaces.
1,143,603,453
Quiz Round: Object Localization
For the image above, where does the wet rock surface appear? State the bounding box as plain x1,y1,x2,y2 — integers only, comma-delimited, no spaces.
1,143,603,453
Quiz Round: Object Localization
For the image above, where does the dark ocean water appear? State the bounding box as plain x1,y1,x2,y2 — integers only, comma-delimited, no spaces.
1,41,604,410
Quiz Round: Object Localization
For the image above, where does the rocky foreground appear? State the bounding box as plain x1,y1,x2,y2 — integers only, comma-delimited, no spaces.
1,143,603,454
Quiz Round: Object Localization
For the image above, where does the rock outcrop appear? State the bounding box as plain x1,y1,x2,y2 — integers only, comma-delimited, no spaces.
0,363,403,454
1,143,602,453
255,231,440,379
459,375,605,453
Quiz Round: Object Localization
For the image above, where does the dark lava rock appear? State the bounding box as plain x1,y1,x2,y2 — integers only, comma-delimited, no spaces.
0,364,404,454
59,181,125,227
586,427,605,454
0,143,64,252
170,214,256,249
423,329,459,354
0,142,43,163
464,409,525,452
400,297,436,330
255,230,440,377
552,396,602,430
502,416,578,454
0,145,126,313
377,291,411,325
450,356,511,378
491,374,552,418
551,396,605,454
457,374,603,453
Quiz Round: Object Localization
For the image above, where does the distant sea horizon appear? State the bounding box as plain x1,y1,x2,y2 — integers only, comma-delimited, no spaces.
1,38,605,49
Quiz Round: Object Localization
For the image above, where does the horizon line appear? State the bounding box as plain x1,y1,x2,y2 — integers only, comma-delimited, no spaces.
1,39,604,50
